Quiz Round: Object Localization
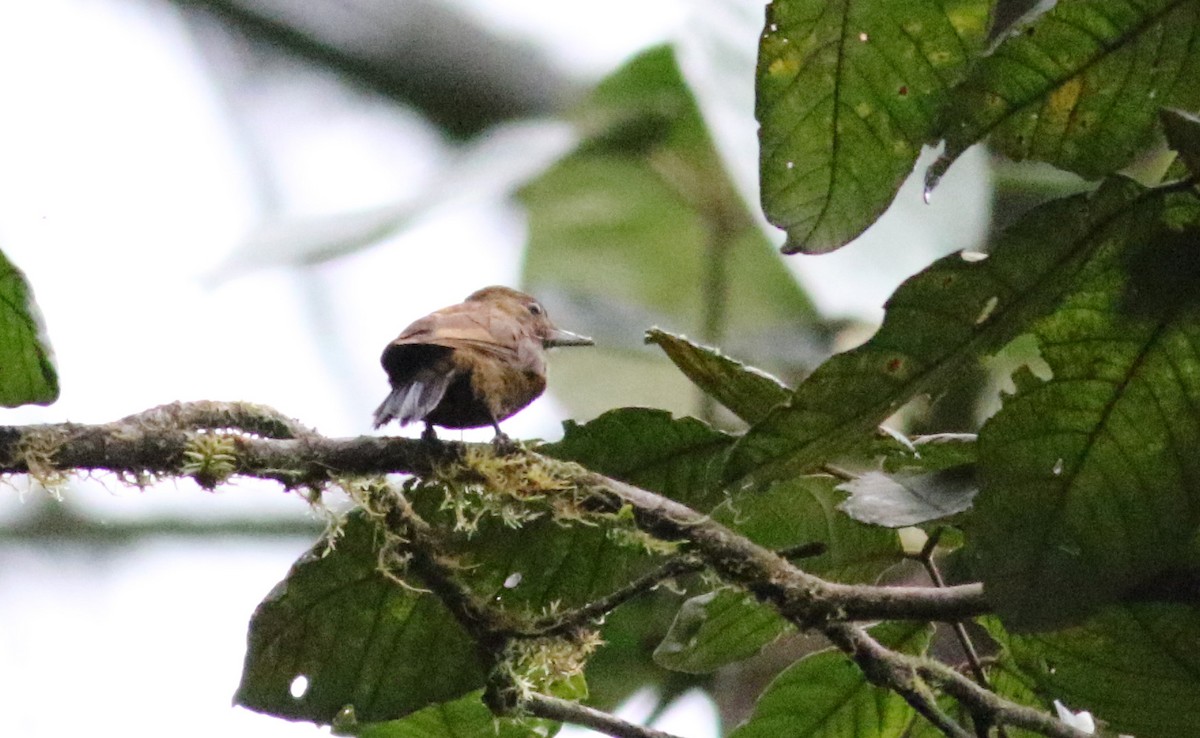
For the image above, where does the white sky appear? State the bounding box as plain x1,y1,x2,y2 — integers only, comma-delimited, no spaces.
0,0,987,736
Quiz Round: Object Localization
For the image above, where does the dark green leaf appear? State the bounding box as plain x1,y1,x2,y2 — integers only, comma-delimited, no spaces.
346,690,557,738
441,511,659,614
0,250,57,406
987,605,1200,738
236,513,484,724
654,588,790,674
837,465,977,527
716,477,904,583
1161,107,1200,180
929,0,1200,189
725,177,1171,486
729,622,933,738
975,194,1200,629
541,407,734,511
653,477,902,674
757,0,992,253
645,328,790,424
521,45,819,409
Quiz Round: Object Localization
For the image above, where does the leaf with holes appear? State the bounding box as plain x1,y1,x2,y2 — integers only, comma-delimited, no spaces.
757,0,992,253
975,191,1200,630
236,513,485,724
928,0,1200,190
725,177,1170,486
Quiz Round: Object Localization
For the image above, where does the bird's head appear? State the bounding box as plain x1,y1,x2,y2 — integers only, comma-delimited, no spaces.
465,286,594,348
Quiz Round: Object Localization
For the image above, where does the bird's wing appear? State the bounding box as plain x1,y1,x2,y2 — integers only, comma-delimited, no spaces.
392,310,522,361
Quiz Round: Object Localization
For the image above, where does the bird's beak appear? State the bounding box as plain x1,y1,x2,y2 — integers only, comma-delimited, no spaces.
544,327,594,348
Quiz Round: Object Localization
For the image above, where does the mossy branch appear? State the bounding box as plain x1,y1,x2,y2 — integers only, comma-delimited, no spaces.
3,401,1088,738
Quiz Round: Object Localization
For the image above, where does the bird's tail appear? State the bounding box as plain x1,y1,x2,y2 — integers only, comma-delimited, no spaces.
372,372,454,429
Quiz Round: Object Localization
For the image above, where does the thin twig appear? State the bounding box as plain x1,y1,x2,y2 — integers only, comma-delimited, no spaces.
523,693,685,738
526,541,827,637
917,529,1005,738
527,555,705,637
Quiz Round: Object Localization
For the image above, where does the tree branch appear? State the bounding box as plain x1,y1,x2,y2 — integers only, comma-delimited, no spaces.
523,693,684,738
823,624,1093,738
0,405,989,623
1,404,1093,738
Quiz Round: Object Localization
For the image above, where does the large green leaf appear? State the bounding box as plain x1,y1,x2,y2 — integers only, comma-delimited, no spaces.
236,513,485,724
521,45,819,410
729,622,933,738
725,177,1171,486
0,250,57,406
987,605,1200,738
974,191,1200,629
757,0,992,253
929,0,1200,188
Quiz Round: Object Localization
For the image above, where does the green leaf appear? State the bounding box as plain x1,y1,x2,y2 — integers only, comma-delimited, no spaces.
975,192,1200,629
653,477,903,675
929,0,1200,189
837,465,977,527
346,690,558,738
757,0,992,253
654,588,791,674
987,605,1200,738
725,177,1171,486
715,477,904,584
1161,107,1200,180
541,407,734,511
521,45,818,394
420,488,660,615
0,250,57,406
645,328,790,424
236,513,485,724
729,622,933,738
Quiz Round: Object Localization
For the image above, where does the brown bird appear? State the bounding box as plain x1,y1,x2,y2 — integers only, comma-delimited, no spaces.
373,286,593,440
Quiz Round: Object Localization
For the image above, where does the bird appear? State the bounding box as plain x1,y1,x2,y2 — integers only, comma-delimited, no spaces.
373,286,593,441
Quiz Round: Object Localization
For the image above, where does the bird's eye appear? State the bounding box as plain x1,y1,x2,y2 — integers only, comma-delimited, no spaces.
528,302,543,316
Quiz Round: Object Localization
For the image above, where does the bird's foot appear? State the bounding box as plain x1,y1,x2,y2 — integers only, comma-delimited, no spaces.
491,432,521,455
